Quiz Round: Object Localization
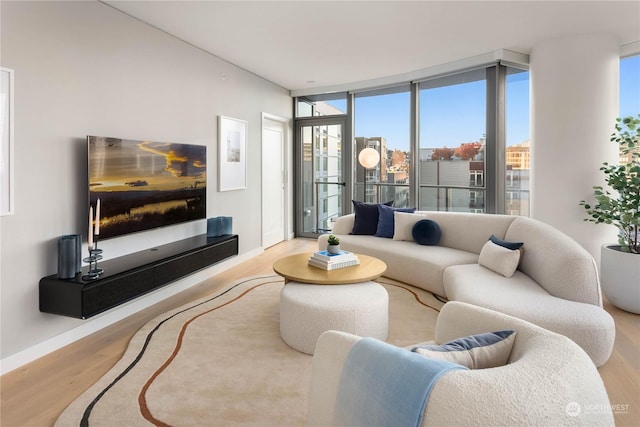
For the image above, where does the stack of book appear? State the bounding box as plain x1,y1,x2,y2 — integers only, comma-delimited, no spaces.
308,250,360,271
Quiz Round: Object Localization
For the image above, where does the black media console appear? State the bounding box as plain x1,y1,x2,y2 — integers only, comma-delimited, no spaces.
39,234,239,319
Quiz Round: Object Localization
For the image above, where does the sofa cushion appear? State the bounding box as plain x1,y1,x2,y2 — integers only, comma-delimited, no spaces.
478,240,521,277
412,330,516,369
414,211,516,254
375,204,416,238
334,234,478,296
412,219,441,246
392,212,428,241
351,200,393,235
443,264,615,367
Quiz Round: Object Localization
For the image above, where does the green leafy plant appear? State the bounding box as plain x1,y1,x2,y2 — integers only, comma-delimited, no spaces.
580,115,640,254
327,234,340,246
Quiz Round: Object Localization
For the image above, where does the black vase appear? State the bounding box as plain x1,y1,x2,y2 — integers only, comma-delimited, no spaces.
58,234,81,279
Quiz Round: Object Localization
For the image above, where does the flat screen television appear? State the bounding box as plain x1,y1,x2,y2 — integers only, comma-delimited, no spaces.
88,136,207,240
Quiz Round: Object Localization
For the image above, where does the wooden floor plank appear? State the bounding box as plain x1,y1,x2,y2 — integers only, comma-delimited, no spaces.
1,238,638,426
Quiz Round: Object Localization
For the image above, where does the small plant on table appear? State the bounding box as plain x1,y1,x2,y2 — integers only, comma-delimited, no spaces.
327,234,341,254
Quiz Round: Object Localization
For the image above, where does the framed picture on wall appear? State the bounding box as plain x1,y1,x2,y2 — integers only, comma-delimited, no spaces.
1,67,14,216
218,115,247,191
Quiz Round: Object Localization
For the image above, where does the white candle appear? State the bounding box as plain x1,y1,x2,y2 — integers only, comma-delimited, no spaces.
95,199,101,236
88,206,94,250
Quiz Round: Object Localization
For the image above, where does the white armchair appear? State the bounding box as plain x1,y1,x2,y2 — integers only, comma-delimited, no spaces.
308,301,613,427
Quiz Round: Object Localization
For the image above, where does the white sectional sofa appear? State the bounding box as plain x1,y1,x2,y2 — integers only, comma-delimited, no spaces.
308,301,614,426
318,210,615,366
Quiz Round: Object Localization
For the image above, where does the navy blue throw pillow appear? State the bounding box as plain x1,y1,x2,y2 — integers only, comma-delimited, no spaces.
412,219,441,245
351,200,394,235
375,204,416,238
489,234,523,250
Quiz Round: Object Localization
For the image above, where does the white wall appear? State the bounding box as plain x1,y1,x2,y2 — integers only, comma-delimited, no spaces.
0,1,292,369
530,33,620,264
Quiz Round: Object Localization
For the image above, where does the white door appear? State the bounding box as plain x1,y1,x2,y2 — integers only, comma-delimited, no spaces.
262,115,287,248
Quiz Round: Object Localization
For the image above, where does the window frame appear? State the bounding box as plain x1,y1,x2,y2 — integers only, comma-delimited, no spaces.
294,62,530,217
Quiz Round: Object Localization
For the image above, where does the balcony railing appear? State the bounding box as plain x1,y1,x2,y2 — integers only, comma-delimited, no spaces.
354,182,530,215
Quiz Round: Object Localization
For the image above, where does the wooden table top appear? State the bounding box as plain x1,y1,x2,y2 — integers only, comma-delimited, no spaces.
273,252,387,285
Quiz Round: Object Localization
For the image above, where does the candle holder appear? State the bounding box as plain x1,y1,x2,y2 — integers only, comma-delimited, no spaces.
82,240,104,281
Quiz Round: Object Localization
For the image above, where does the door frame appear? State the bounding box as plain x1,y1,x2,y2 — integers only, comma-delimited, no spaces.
294,115,352,239
261,112,291,247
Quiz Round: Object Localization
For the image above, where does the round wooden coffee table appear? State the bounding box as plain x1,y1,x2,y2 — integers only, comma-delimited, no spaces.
273,252,387,285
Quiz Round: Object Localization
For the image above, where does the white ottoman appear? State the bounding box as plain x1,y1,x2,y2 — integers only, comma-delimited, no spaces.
280,281,388,355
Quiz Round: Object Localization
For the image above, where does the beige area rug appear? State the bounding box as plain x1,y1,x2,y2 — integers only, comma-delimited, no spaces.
55,275,444,427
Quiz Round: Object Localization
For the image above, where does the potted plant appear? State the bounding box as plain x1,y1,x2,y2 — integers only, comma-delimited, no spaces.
327,234,341,254
580,114,640,314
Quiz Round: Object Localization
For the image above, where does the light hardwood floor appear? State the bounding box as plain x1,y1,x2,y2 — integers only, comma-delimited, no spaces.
1,238,638,426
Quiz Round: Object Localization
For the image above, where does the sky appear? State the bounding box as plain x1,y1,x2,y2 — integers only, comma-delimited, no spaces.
353,72,528,152
620,55,640,118
343,55,640,152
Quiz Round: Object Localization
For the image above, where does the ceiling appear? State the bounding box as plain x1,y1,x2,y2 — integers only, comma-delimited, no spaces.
103,1,640,93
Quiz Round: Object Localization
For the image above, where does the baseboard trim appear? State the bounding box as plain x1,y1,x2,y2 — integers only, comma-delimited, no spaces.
0,247,263,375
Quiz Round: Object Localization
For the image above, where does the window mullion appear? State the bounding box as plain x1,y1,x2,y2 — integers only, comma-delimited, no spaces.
485,65,507,214
410,82,419,208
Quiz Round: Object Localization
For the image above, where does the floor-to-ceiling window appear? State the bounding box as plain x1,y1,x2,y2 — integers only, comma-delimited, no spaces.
620,54,639,117
505,68,530,216
619,54,639,245
417,66,529,214
418,70,487,212
294,63,531,235
353,86,411,207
